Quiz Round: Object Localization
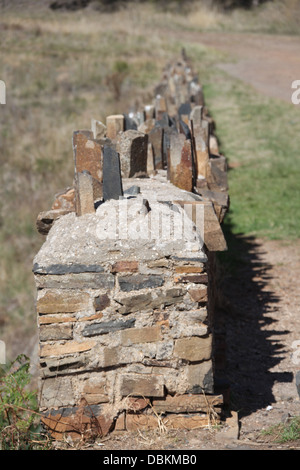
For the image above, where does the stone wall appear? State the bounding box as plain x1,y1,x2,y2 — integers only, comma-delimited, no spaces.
33,52,229,440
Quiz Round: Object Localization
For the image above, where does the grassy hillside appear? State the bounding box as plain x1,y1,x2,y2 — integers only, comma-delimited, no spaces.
0,0,299,361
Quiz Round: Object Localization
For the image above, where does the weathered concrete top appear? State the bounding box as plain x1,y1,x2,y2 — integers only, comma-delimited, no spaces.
33,171,207,273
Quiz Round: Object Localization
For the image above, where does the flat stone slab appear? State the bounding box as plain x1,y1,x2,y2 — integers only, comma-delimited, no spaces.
33,171,207,270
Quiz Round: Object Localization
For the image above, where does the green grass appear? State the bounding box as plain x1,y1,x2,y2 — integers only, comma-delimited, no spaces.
200,72,300,241
261,417,300,444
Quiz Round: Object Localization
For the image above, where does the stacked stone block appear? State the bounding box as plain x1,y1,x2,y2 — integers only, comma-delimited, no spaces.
34,52,229,440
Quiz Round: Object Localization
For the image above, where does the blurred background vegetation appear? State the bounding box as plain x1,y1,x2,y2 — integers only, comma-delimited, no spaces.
0,0,299,372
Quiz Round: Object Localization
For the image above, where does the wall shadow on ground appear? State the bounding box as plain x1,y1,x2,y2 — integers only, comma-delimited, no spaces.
214,215,293,418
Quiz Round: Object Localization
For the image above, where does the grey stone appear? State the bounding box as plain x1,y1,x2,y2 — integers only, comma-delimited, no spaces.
41,356,87,377
115,292,153,315
187,360,214,394
35,272,115,289
124,185,141,196
118,274,164,292
179,119,192,140
178,102,191,120
148,124,164,170
40,324,73,341
171,255,208,263
102,145,123,201
123,113,138,131
82,318,135,337
33,263,105,275
117,130,148,178
94,294,110,311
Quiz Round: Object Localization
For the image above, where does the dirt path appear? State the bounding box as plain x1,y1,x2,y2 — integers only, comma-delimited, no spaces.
195,32,300,104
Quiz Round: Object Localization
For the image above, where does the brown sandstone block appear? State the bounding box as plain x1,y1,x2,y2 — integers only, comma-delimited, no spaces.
38,314,75,325
173,336,212,362
51,187,75,212
106,115,124,140
125,414,159,432
120,374,165,398
121,325,162,346
188,287,208,303
37,291,90,314
162,414,211,430
72,130,103,183
111,261,139,273
82,378,109,404
41,402,114,440
40,340,96,358
175,266,204,274
174,274,208,284
124,397,150,412
40,324,73,342
152,394,223,414
36,209,71,235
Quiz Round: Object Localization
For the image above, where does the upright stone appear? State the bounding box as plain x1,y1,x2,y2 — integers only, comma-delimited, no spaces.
106,115,125,141
190,106,203,127
144,105,154,121
192,125,210,180
75,171,95,216
147,142,156,176
155,95,167,122
72,130,103,183
72,130,103,205
178,102,191,123
189,79,204,106
116,130,148,178
123,114,138,131
148,124,164,170
91,119,107,140
179,120,191,141
169,134,193,192
102,146,123,201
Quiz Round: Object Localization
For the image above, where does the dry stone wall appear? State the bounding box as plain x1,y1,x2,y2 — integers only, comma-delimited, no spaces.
33,52,229,440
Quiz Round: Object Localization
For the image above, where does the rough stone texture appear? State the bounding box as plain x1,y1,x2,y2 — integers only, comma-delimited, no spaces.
72,130,103,190
41,401,115,440
169,133,193,192
75,171,95,216
173,335,212,362
152,394,223,413
40,340,96,358
106,114,124,140
187,360,214,394
37,290,91,314
148,124,164,170
102,145,123,201
120,374,165,397
116,129,148,178
91,118,107,140
34,53,230,440
51,187,75,212
40,324,73,341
